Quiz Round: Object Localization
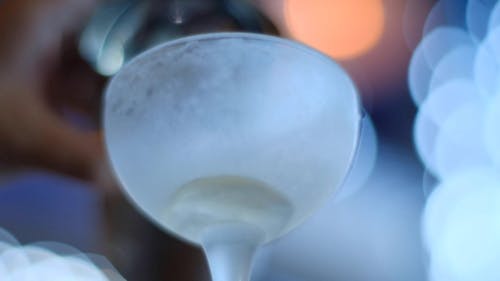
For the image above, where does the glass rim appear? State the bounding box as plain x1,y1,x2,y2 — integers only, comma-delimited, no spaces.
124,32,339,69
112,31,363,119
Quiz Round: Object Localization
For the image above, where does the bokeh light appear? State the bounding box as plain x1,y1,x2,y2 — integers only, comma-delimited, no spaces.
408,27,472,105
466,0,497,41
422,1,448,36
422,80,478,127
423,0,468,35
411,3,500,279
0,227,124,281
429,45,476,92
423,169,500,281
474,26,500,99
283,0,385,60
484,93,500,168
414,109,439,176
414,79,478,177
488,1,500,31
434,101,492,178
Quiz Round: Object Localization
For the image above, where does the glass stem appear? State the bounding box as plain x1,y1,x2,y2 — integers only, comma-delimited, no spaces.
201,223,263,281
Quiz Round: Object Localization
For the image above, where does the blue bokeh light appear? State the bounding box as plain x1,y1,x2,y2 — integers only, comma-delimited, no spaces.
466,0,497,41
409,27,472,105
429,45,476,92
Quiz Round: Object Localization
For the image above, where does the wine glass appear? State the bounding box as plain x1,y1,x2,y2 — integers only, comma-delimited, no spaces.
104,32,361,281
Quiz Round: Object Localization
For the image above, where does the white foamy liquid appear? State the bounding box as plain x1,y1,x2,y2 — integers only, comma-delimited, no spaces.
162,176,294,244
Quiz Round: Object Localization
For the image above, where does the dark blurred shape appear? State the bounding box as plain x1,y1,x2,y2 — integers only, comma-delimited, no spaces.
0,0,105,181
80,0,276,75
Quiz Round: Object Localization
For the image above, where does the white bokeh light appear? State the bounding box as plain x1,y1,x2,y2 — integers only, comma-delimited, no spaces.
429,45,476,92
414,106,439,175
411,4,500,281
434,101,493,178
414,79,478,176
484,92,500,168
424,169,500,281
0,228,125,281
474,26,500,99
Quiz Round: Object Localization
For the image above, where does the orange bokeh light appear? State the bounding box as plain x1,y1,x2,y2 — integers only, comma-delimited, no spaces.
284,0,385,60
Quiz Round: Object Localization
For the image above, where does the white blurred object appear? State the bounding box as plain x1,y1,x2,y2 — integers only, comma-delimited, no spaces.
0,227,125,281
423,169,500,281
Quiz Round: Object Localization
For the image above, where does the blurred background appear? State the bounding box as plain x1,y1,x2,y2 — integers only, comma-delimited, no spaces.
0,0,479,280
